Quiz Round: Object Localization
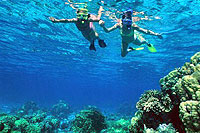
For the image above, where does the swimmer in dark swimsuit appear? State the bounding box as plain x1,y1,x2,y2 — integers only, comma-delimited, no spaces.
49,3,106,51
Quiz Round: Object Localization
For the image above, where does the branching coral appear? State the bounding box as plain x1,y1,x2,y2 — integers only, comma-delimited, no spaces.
136,90,173,114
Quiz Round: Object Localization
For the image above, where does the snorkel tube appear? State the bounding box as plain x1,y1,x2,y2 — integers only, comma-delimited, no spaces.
122,9,133,29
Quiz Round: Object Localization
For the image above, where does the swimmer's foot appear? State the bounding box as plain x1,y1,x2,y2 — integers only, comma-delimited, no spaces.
128,47,135,52
89,41,96,51
128,47,144,52
98,39,107,48
147,44,157,52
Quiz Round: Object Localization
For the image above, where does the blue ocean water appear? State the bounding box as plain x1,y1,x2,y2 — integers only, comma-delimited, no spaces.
0,0,199,112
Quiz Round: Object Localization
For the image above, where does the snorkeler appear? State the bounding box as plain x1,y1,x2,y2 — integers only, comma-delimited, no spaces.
49,2,106,51
99,9,163,57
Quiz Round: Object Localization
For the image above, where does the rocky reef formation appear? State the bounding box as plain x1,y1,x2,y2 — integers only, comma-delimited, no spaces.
129,52,200,133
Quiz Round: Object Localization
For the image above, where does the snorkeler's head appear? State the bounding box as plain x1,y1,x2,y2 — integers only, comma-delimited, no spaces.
122,9,133,29
77,8,88,14
123,9,133,19
77,8,89,20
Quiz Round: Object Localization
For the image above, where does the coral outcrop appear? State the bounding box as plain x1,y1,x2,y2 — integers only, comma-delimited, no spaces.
0,114,17,133
129,52,200,133
136,90,173,114
71,107,107,133
179,100,200,132
51,100,71,119
16,101,39,117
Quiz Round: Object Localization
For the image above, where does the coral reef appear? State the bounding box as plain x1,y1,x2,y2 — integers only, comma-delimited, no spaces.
129,52,200,133
71,106,107,133
0,112,61,133
129,111,145,133
14,118,29,132
0,52,198,133
134,90,173,129
136,90,173,114
0,102,61,133
143,123,176,133
0,114,17,133
179,100,200,132
102,118,130,133
160,52,200,132
160,52,200,104
16,101,39,117
51,100,71,119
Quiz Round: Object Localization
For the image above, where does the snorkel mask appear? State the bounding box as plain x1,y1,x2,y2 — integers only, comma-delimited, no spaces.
77,8,89,23
122,9,133,29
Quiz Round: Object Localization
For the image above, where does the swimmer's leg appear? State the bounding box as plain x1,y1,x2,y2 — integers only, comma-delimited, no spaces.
84,31,97,51
89,40,96,51
121,42,129,57
82,32,96,51
128,47,144,51
135,34,157,52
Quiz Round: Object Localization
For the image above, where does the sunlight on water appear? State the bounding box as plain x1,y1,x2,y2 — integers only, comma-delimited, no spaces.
0,0,199,77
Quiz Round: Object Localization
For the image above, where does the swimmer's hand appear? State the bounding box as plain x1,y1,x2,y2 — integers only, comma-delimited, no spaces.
99,20,105,27
49,17,59,23
156,33,163,39
99,6,104,12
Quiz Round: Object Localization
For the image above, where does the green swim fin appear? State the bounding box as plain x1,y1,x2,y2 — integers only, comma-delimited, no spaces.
147,44,157,52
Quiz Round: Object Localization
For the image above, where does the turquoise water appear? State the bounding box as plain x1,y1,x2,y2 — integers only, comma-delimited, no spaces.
0,0,199,111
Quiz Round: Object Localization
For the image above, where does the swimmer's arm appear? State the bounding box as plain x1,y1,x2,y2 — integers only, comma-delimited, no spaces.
132,16,152,22
100,21,119,33
49,17,77,23
97,6,104,20
88,6,104,22
133,24,162,38
88,15,100,22
133,11,144,15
